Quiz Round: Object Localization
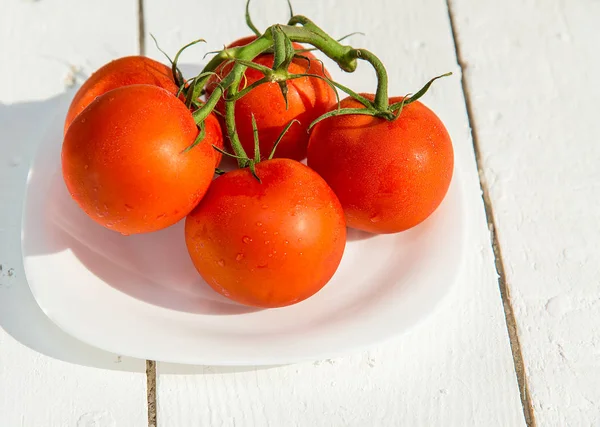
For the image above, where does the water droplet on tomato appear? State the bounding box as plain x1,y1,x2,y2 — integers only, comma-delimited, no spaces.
268,253,273,258
256,221,263,227
370,214,381,223
257,262,268,268
120,232,130,236
261,205,268,209
125,204,133,211
262,230,267,234
242,236,252,244
93,187,98,193
84,164,89,170
81,118,86,123
236,253,244,261
217,259,225,267
274,231,279,236
265,240,270,245
284,240,289,244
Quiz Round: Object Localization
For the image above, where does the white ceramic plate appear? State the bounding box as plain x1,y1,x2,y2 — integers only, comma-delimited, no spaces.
22,96,466,366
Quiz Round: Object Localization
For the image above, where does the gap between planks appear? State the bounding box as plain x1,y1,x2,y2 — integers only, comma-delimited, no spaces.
445,1,536,425
138,0,146,56
146,360,157,427
138,2,154,426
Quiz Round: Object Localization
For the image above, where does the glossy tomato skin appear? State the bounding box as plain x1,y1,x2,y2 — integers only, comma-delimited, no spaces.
185,158,346,308
62,84,216,235
64,56,179,134
307,95,454,234
206,36,337,161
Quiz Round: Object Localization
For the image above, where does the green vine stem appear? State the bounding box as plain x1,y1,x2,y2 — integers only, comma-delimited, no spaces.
348,49,389,110
224,61,250,165
188,25,359,167
182,7,448,170
190,22,357,105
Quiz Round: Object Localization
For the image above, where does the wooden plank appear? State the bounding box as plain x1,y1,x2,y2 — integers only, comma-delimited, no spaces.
449,0,600,425
145,0,527,425
0,0,147,425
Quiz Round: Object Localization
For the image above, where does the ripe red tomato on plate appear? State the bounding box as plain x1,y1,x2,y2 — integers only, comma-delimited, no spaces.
307,95,454,233
185,158,346,308
62,84,218,235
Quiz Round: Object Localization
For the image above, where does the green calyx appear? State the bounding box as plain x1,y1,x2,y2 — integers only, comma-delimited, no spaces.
389,72,453,112
212,114,299,182
308,71,454,129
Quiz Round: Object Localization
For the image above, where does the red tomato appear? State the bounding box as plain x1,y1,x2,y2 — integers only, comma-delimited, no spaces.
205,36,337,161
185,158,346,308
64,56,178,134
307,95,454,233
62,84,217,235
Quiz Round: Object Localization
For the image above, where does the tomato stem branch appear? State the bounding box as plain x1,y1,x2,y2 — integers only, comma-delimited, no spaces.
187,13,413,165
349,49,389,110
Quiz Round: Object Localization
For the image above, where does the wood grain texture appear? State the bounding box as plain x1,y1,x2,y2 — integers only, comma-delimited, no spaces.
450,0,600,425
0,0,146,425
145,0,526,425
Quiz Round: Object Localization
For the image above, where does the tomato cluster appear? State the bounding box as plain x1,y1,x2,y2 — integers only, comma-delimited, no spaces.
62,16,454,308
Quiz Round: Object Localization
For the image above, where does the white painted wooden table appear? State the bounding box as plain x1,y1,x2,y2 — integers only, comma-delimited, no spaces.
1,0,597,425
